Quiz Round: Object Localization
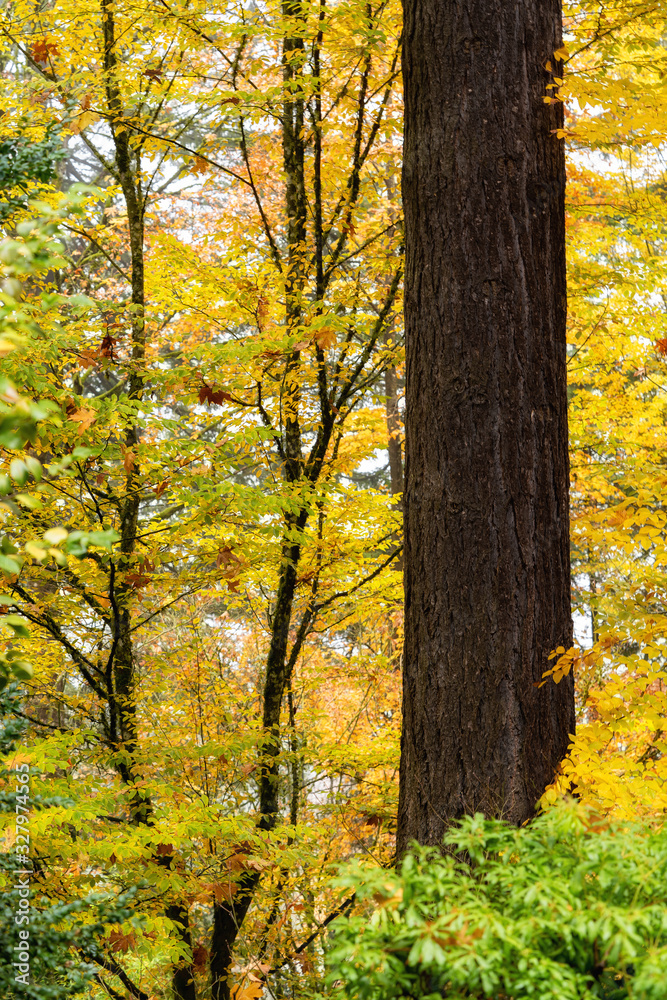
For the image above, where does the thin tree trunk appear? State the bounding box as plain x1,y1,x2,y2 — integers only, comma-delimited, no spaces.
397,0,575,853
101,5,195,994
210,6,308,996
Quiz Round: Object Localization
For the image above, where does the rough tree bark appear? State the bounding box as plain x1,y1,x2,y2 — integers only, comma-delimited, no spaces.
397,0,575,853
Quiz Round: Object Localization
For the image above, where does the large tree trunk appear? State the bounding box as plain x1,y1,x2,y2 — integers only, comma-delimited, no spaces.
397,0,575,853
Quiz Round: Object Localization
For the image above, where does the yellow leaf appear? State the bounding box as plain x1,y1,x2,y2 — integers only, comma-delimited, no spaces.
25,541,47,561
43,527,68,545
68,110,100,134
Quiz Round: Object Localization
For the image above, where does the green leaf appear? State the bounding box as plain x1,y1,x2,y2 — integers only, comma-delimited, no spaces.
24,455,42,481
10,660,33,680
9,458,28,485
0,553,21,575
15,493,42,509
1,614,30,637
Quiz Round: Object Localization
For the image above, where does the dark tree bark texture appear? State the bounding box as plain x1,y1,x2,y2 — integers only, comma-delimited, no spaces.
397,0,575,853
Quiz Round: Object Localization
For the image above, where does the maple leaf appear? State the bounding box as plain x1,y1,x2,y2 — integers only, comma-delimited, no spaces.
213,881,238,903
217,545,245,592
655,338,667,356
199,380,234,406
66,406,96,434
124,572,150,589
192,155,209,176
30,39,58,66
77,349,99,369
69,110,99,134
312,327,337,351
145,67,163,81
107,929,137,954
231,983,263,1000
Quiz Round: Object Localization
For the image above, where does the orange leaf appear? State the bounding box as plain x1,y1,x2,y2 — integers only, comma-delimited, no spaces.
213,881,238,903
193,155,209,176
30,39,58,65
217,545,245,592
78,349,100,369
67,407,96,434
312,327,337,351
231,983,263,1000
122,447,136,474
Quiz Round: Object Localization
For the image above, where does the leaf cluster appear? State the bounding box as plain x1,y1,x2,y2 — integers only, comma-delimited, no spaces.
328,805,667,1000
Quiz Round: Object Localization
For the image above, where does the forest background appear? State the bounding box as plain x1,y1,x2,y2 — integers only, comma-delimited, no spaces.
0,1,667,998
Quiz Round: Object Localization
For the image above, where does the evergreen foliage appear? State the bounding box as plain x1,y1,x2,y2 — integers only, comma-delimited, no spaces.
329,805,667,1000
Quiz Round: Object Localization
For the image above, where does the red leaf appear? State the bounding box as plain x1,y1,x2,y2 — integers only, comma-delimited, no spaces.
124,560,153,590
100,334,117,360
193,944,209,970
199,380,234,406
656,338,667,356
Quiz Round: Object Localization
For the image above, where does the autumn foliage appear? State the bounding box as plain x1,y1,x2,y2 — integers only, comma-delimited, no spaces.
0,0,666,999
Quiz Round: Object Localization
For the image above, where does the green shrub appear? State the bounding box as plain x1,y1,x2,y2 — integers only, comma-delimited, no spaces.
327,803,667,999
